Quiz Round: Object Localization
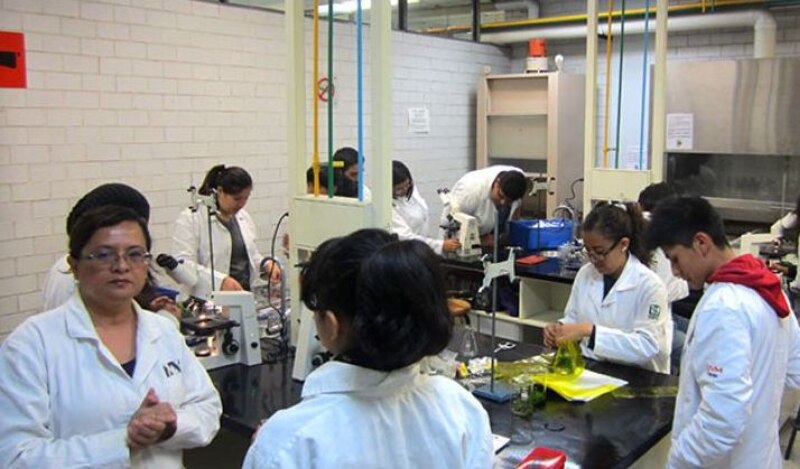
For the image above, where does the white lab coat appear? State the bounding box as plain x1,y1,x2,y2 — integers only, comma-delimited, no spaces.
773,212,800,290
243,361,494,469
651,247,689,303
446,165,523,236
392,186,444,254
561,254,672,374
171,207,266,298
0,294,222,469
668,283,800,469
42,255,74,311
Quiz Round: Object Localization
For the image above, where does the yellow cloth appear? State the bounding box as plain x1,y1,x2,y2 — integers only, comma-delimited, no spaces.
533,369,627,402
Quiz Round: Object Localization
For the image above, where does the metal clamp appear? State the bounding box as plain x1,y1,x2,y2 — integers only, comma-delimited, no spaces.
478,247,520,295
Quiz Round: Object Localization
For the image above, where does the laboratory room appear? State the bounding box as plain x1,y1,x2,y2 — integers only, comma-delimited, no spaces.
2,0,800,467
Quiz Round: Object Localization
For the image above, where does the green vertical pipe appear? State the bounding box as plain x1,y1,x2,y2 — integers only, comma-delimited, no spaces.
327,0,334,197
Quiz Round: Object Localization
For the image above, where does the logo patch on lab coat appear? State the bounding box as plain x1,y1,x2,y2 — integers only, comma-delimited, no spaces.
163,360,182,378
648,304,661,319
706,363,723,378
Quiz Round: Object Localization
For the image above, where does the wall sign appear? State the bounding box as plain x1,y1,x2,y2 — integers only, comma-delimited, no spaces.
407,108,430,134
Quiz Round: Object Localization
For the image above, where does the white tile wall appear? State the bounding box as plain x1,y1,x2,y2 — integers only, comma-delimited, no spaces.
0,0,509,341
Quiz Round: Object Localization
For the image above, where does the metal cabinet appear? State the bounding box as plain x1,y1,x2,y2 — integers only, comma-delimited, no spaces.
476,71,586,218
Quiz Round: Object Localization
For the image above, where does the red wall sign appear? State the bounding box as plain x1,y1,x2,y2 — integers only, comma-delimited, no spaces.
0,31,27,88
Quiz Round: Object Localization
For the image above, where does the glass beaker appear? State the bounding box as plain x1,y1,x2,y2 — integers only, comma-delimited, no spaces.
460,325,479,359
509,385,537,446
552,340,585,379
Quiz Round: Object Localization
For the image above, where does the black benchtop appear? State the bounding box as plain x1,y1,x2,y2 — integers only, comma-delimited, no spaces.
441,255,578,285
208,335,676,468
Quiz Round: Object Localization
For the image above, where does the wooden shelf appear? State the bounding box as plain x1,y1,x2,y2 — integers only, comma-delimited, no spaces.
477,71,585,219
487,111,548,117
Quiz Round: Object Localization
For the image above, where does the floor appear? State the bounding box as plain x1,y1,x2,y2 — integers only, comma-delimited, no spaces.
184,421,800,468
184,428,250,469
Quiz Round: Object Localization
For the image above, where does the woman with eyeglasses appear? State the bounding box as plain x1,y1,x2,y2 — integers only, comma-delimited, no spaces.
391,160,461,254
243,229,493,468
543,202,672,374
0,205,222,468
172,164,280,299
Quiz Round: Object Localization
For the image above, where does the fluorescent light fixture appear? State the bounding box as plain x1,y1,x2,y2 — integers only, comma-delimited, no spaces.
318,0,420,16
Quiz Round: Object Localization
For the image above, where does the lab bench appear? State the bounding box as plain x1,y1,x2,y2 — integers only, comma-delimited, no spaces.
207,334,677,468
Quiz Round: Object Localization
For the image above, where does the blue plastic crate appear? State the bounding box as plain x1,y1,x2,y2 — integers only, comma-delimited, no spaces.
509,219,574,251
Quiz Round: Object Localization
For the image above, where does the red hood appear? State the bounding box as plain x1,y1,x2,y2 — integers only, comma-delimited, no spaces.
707,254,790,318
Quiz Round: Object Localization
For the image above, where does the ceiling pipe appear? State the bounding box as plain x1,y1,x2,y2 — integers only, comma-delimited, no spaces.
481,9,777,58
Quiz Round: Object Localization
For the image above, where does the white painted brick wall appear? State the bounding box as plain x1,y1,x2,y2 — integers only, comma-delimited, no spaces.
5,0,792,342
0,0,509,341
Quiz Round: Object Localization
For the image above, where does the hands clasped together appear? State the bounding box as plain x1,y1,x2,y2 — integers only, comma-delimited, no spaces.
127,388,177,450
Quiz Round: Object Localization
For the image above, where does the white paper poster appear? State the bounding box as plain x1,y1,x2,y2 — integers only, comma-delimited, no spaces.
666,113,694,150
407,108,430,133
623,144,647,170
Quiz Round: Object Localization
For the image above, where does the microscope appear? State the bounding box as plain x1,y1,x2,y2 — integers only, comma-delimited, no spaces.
438,189,482,260
180,291,262,371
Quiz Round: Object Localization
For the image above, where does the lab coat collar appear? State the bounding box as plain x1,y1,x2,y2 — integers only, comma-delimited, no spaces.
588,254,642,308
614,255,644,292
302,361,421,398
64,293,165,381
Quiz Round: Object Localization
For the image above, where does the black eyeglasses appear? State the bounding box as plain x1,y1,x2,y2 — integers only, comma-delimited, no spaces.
583,238,621,261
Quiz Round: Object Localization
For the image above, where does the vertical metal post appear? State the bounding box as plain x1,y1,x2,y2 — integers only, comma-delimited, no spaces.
583,0,598,212
398,0,408,32
371,0,392,230
472,0,480,42
650,0,668,182
285,0,306,348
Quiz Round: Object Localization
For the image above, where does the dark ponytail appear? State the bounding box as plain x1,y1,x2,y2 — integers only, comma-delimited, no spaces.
584,201,652,267
198,165,252,196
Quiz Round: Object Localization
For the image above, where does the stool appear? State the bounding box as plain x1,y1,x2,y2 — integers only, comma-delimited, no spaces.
786,406,800,460
447,298,472,326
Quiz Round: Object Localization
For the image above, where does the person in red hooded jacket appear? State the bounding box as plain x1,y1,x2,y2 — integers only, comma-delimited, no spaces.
648,196,800,469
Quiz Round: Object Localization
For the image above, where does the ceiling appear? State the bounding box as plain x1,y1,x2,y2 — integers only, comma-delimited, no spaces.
224,0,533,36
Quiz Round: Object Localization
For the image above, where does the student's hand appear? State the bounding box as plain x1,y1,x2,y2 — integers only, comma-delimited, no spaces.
148,296,181,321
442,239,462,253
543,322,562,348
221,276,244,291
769,260,789,275
261,260,282,285
282,233,290,259
127,389,177,449
555,323,594,344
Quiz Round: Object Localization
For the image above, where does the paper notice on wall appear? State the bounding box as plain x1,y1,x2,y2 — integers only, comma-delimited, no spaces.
407,107,430,133
623,145,647,170
666,113,694,150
